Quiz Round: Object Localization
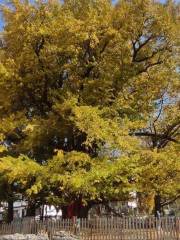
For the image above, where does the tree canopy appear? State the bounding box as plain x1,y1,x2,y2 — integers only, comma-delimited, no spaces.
0,0,179,220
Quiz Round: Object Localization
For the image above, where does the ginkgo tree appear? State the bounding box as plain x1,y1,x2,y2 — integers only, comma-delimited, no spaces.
0,0,179,221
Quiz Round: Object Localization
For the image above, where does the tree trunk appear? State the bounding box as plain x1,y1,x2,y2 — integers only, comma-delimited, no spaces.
77,204,90,218
61,206,68,219
26,201,36,217
7,198,14,223
62,201,92,219
40,205,44,221
154,194,162,217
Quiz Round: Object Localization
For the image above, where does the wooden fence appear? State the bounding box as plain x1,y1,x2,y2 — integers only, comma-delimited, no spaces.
0,217,179,240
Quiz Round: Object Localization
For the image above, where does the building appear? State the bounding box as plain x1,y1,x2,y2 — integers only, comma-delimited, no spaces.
0,200,62,221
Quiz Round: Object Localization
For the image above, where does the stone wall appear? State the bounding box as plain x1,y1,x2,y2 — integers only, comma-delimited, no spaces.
52,231,80,240
0,232,80,240
0,233,49,240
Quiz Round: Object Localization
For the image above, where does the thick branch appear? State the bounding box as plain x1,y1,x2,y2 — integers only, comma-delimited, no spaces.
132,35,154,62
137,60,163,74
100,39,110,54
33,37,45,58
134,47,165,63
132,132,178,144
161,194,180,207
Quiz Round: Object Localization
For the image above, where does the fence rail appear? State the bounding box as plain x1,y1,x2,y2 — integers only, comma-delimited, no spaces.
0,217,179,240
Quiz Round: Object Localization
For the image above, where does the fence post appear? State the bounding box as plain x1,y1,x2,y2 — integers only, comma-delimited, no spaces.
72,217,80,236
90,219,93,240
76,218,80,236
175,217,179,240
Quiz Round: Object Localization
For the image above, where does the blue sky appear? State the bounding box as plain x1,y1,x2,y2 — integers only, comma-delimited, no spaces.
112,0,178,2
0,0,179,31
